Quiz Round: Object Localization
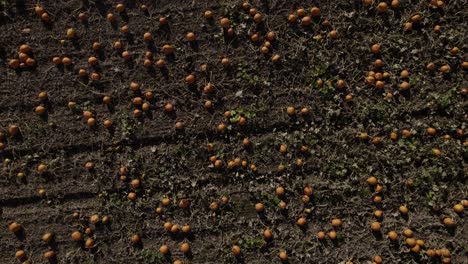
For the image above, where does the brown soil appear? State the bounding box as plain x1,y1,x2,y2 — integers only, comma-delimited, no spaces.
0,0,467,263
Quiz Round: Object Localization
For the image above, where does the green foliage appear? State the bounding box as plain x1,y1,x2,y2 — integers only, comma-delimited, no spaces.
438,89,455,109
260,192,280,208
106,192,124,208
119,113,134,140
0,0,8,9
229,108,256,123
241,236,264,250
140,249,165,264
318,82,335,97
237,63,260,86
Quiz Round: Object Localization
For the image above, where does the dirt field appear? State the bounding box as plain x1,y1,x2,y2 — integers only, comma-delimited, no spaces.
0,0,467,263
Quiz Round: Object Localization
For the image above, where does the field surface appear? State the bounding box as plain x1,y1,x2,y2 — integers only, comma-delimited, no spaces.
0,0,467,263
